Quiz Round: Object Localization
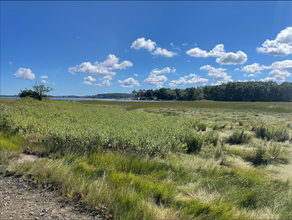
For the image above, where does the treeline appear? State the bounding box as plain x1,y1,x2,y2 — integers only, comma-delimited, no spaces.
132,81,292,102
93,93,135,99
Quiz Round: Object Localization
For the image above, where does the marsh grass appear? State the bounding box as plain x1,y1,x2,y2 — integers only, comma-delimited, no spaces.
243,140,289,165
254,123,290,142
226,130,251,145
2,99,292,219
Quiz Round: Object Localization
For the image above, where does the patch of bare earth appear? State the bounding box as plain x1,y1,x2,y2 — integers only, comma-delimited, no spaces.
0,154,107,220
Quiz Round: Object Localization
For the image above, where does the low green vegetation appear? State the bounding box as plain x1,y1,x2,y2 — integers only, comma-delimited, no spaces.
1,98,292,219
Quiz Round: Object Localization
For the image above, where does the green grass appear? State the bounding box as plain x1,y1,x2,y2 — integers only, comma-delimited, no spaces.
1,98,292,219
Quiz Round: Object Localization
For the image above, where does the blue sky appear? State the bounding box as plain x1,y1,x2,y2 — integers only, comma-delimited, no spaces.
1,1,292,96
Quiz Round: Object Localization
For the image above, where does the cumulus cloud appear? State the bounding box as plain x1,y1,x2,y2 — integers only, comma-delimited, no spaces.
13,68,35,80
200,65,233,84
263,69,292,82
130,38,156,51
151,47,177,57
80,76,97,85
260,77,278,82
41,80,50,84
143,67,175,88
169,73,208,87
268,60,292,72
260,69,291,82
234,68,239,71
40,75,48,79
186,44,247,65
68,54,133,75
69,54,133,86
117,77,140,88
216,51,247,65
131,38,177,58
134,73,138,76
241,63,267,74
269,69,291,77
248,74,255,77
96,80,112,87
256,27,292,56
9,61,12,65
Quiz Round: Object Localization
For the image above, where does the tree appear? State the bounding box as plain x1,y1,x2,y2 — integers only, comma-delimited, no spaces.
33,82,53,100
19,82,53,101
19,88,38,99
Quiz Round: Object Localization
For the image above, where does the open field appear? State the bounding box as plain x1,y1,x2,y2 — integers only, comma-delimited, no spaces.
1,98,292,219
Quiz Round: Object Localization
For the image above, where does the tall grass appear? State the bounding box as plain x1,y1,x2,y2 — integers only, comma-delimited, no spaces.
253,123,290,142
226,130,251,145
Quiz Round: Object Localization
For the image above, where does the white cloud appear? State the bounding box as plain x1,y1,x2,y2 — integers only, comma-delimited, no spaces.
268,60,292,72
200,65,233,84
52,83,56,86
216,51,247,65
260,69,291,82
96,80,112,87
68,54,133,75
169,73,208,87
269,69,291,77
41,80,50,84
81,75,97,85
243,74,247,77
170,42,181,51
69,54,133,86
260,77,277,82
134,73,138,77
241,63,267,74
117,77,140,88
13,68,35,80
182,43,187,46
247,74,255,77
84,75,96,82
82,81,94,85
130,38,156,51
143,67,175,88
186,44,225,58
234,68,239,71
256,27,292,56
40,75,48,79
151,47,177,57
187,44,247,65
9,61,12,65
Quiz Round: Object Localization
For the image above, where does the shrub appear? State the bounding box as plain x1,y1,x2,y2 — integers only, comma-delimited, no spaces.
226,130,251,145
254,124,290,142
212,123,219,130
196,121,207,131
186,132,219,153
244,139,288,165
239,121,244,126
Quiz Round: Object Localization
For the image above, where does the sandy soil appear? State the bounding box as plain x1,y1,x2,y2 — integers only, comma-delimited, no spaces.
0,154,109,220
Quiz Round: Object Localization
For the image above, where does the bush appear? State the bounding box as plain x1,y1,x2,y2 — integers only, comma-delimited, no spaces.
244,139,288,165
226,130,251,145
196,121,207,131
187,132,218,153
254,124,290,142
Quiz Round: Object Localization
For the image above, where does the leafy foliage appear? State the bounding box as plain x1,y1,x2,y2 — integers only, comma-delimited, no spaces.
19,83,53,101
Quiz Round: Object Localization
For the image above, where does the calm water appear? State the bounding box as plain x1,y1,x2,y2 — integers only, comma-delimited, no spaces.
0,97,177,102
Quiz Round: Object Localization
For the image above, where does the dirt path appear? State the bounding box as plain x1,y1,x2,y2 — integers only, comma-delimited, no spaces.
0,154,106,220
